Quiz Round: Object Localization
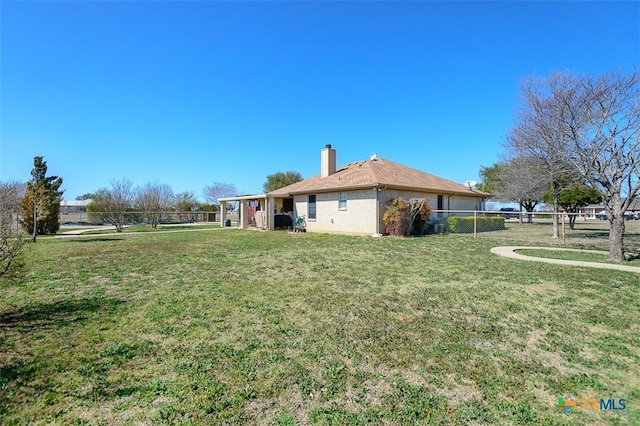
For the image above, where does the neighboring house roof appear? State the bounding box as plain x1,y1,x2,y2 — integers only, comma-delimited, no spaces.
268,157,489,197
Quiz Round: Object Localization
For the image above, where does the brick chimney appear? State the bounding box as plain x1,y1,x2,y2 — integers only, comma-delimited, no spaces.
321,144,336,178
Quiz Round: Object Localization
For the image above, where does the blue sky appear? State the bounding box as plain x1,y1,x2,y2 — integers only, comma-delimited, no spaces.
1,1,638,200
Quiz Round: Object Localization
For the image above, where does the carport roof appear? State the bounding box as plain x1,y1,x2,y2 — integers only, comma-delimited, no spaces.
219,194,267,202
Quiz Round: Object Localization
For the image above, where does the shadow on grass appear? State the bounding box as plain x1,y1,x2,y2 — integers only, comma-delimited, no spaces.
72,238,124,243
0,297,125,333
0,359,37,392
0,297,127,408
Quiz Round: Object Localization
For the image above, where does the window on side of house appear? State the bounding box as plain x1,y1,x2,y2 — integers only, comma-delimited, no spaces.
308,195,316,220
338,192,347,210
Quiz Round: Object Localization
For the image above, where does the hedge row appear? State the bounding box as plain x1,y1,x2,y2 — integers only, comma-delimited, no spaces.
443,216,505,233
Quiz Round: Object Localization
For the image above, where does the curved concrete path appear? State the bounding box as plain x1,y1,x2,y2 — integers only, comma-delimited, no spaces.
58,225,123,235
55,223,224,238
491,246,640,274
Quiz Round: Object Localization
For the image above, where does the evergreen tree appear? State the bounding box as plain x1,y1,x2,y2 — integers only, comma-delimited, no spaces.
263,171,302,193
20,156,64,241
543,184,601,230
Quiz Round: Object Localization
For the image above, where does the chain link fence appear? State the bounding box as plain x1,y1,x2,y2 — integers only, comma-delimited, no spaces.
55,209,640,252
428,210,640,252
59,211,221,226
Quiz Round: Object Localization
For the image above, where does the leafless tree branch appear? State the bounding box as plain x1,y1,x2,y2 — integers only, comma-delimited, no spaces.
135,183,174,228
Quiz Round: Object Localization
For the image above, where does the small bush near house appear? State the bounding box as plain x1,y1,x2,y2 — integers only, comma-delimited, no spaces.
445,216,505,233
407,198,431,236
382,198,408,236
383,198,431,236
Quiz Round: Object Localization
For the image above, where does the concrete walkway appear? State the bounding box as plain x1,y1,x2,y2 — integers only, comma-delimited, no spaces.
58,225,122,235
491,246,640,274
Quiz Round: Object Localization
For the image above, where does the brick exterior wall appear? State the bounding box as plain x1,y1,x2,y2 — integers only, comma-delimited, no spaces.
291,188,485,235
293,189,378,235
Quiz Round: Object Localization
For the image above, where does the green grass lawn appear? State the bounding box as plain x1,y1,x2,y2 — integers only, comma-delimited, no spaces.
1,230,638,424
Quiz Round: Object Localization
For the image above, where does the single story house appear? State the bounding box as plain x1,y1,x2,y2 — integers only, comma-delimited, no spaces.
582,198,640,220
219,145,490,235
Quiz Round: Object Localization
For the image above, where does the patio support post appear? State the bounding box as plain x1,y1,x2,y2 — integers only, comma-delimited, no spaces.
267,197,275,230
240,200,247,228
473,210,477,238
262,197,268,230
220,201,227,227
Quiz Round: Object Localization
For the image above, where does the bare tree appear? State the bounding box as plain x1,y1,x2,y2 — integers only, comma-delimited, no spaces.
507,70,639,261
491,157,550,223
559,70,640,261
135,183,174,228
0,181,26,277
91,179,134,232
407,198,431,236
203,182,237,206
507,74,583,237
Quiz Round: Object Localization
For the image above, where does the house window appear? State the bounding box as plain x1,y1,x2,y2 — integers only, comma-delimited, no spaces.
308,195,316,219
339,192,347,210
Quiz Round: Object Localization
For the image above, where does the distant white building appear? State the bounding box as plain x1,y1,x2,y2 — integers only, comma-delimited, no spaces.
60,199,92,213
582,198,640,219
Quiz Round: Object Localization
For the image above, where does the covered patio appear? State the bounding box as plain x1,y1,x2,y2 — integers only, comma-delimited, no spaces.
218,194,296,230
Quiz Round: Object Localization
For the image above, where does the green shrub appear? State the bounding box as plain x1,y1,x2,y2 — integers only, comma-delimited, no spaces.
444,216,505,233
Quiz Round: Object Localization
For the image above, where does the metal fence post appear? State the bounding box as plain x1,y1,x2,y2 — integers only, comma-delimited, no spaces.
473,210,477,238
